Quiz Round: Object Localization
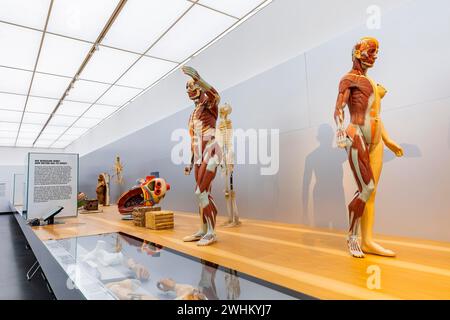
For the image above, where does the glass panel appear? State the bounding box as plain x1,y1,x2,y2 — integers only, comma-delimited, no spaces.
44,232,302,300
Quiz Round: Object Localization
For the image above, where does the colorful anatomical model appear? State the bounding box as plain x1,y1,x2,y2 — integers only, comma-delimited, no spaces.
334,37,404,258
96,173,110,206
217,104,240,227
182,66,221,246
117,175,170,214
113,155,124,185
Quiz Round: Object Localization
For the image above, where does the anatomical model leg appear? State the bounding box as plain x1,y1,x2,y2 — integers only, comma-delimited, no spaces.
347,133,375,258
223,172,240,227
183,149,219,246
361,142,396,257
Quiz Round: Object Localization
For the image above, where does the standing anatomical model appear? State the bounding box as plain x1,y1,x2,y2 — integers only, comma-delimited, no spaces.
334,37,403,258
113,155,124,185
96,173,110,206
216,104,240,227
182,66,221,246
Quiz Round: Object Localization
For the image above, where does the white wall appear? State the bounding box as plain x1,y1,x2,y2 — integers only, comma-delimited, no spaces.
67,0,411,157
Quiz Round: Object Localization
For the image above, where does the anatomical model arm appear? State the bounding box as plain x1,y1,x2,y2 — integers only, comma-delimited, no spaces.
381,122,404,156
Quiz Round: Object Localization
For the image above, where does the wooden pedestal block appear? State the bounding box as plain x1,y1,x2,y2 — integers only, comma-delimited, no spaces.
132,206,161,227
145,210,174,230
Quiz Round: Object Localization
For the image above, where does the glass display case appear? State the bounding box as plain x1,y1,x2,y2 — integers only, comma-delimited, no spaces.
44,232,305,300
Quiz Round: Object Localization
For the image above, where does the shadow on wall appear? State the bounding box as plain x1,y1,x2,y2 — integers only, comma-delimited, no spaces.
384,143,422,162
302,124,347,230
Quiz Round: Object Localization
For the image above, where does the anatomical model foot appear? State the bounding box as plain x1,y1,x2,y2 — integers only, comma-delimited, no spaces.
222,220,241,228
183,230,206,242
83,240,124,266
362,241,396,257
347,236,365,258
197,233,217,246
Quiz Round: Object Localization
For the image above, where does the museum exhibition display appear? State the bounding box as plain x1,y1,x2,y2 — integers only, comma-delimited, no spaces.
181,66,221,246
1,0,449,306
334,37,403,258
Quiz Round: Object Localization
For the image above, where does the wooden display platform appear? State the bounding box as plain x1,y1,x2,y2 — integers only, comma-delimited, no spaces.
32,205,450,300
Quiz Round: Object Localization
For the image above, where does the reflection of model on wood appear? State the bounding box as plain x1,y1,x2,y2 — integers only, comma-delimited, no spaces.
217,104,240,227
96,173,110,206
334,37,404,258
182,66,220,246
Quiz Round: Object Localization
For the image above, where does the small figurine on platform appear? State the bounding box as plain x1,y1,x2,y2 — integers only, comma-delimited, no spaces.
334,37,404,258
216,104,240,227
113,155,124,185
182,66,221,246
96,173,110,206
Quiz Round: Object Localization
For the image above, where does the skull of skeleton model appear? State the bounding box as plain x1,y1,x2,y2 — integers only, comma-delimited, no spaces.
219,103,232,120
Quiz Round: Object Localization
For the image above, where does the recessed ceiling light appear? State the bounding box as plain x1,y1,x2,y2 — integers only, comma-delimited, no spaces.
41,126,69,135
64,127,89,136
0,0,50,30
102,0,191,54
25,96,59,114
73,117,102,128
0,22,43,70
66,80,111,103
48,114,78,127
55,100,92,117
147,5,236,62
0,67,33,95
30,73,72,99
83,105,118,119
47,0,120,42
96,86,142,106
22,112,51,125
0,93,26,111
0,122,20,131
198,0,266,18
20,123,44,133
0,110,22,122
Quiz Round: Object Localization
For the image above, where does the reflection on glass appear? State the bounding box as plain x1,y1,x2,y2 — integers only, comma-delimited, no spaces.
44,232,302,300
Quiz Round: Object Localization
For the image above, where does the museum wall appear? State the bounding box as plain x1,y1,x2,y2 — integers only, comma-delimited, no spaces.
79,0,450,242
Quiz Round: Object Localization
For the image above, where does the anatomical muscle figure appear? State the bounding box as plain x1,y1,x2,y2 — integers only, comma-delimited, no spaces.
182,66,221,246
334,37,403,258
216,104,240,227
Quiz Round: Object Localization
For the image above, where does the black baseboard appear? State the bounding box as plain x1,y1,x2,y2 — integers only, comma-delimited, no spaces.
0,211,13,215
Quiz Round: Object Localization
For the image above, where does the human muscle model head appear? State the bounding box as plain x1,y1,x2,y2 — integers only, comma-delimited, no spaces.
352,37,379,72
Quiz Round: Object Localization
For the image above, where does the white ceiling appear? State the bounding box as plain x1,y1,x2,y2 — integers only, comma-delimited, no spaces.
0,0,271,148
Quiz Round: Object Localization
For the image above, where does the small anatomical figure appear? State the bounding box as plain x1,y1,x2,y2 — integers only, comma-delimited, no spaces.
157,278,207,300
334,37,403,258
113,155,124,185
106,279,156,300
216,104,240,227
182,66,221,246
96,173,110,206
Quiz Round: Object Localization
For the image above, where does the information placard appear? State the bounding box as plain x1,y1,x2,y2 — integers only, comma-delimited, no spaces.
26,153,78,220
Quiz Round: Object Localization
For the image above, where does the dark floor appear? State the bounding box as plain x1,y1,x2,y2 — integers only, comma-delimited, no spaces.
0,213,54,300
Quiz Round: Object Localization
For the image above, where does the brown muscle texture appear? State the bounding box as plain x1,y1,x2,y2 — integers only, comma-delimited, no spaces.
339,74,374,126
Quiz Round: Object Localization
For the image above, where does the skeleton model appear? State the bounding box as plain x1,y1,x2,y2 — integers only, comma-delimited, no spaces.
334,37,404,258
113,155,124,185
216,104,240,227
182,66,220,246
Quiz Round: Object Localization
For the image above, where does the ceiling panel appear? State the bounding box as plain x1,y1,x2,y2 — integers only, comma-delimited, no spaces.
48,114,77,127
17,130,39,140
16,138,35,147
102,0,191,54
55,100,91,117
0,67,33,95
0,109,22,122
41,125,68,135
39,132,61,140
73,117,102,128
47,0,120,42
96,85,141,106
0,23,43,70
52,140,71,148
37,33,91,77
198,0,265,18
26,96,58,113
0,130,18,138
147,5,236,62
80,46,139,84
30,72,72,99
0,0,50,30
20,123,44,132
66,80,110,103
0,93,26,111
0,138,16,146
34,139,55,148
64,127,89,136
22,112,50,125
117,56,177,89
0,122,20,131
83,105,119,119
